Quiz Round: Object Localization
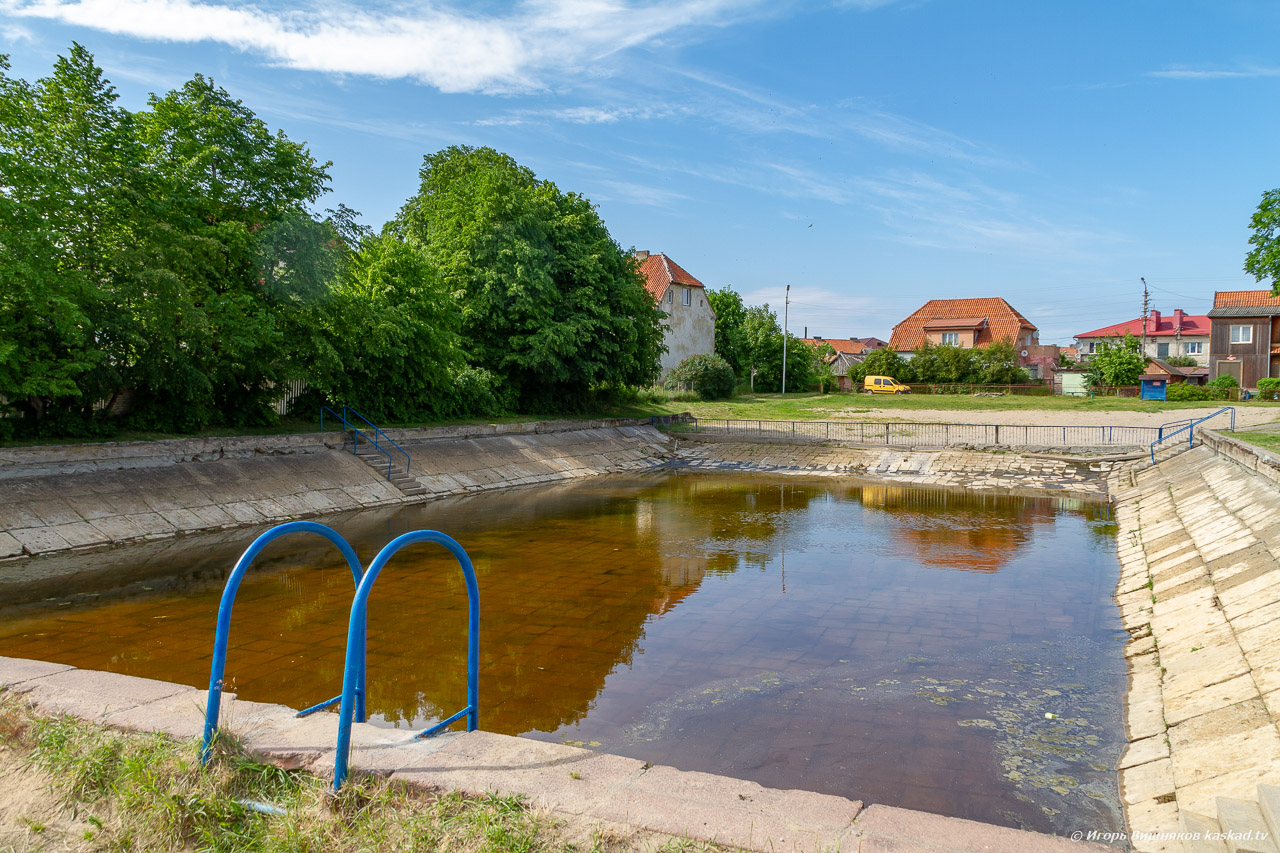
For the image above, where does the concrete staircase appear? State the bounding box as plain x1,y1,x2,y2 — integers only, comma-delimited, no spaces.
1181,785,1280,852
352,446,425,496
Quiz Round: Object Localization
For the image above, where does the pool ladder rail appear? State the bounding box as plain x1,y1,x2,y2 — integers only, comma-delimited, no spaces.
199,521,480,791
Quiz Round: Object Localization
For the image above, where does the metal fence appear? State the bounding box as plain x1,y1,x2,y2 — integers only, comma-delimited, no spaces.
688,418,1162,448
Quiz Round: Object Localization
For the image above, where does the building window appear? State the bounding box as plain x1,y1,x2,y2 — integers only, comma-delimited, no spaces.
1086,341,1096,354
666,289,673,304
682,287,692,306
1231,325,1253,344
941,332,959,345
1185,341,1203,355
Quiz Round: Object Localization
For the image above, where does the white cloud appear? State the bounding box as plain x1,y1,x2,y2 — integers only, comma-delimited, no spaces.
0,0,767,93
2,21,34,41
1149,65,1280,80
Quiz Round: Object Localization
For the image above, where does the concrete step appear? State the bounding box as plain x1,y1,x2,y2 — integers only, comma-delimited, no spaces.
1181,810,1228,853
1216,796,1278,853
1258,785,1280,845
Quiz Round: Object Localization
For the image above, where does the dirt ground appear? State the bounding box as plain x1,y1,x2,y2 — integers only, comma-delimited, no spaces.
823,405,1277,428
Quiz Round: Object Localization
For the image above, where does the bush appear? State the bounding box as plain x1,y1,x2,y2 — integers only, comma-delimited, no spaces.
664,353,737,400
1207,374,1239,388
1164,355,1198,367
1166,383,1230,402
1257,378,1280,391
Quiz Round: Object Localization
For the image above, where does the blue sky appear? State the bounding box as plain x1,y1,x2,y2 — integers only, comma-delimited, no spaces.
3,0,1278,344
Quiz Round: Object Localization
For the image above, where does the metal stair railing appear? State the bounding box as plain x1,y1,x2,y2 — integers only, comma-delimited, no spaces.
1149,406,1236,463
200,521,366,764
342,406,411,477
320,405,404,482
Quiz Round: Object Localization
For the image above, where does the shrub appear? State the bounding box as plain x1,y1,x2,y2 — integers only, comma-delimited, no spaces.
1164,355,1198,367
664,353,737,400
1207,374,1239,388
1166,383,1231,402
1257,378,1280,391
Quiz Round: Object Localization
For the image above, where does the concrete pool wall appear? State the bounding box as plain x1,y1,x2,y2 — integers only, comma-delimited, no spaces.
1110,431,1280,852
0,422,1126,560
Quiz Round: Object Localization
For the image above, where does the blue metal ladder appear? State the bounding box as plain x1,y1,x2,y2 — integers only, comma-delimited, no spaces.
320,405,412,482
200,522,480,791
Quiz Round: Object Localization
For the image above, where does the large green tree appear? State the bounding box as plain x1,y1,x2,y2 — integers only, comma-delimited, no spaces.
1245,189,1280,293
737,303,811,392
397,146,665,410
1085,333,1146,388
706,285,748,376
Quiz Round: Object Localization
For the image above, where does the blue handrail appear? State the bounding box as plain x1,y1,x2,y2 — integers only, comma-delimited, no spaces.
343,406,411,477
1149,407,1236,463
320,405,397,481
332,530,480,790
201,522,365,764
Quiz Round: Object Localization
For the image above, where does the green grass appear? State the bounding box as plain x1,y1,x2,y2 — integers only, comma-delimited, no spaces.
7,388,1279,448
0,695,729,853
1233,430,1280,455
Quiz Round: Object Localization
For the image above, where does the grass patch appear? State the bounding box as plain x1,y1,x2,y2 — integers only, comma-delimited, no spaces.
0,694,728,852
1233,430,1280,455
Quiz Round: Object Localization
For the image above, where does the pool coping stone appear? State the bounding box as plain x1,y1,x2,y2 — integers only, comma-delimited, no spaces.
0,657,1114,853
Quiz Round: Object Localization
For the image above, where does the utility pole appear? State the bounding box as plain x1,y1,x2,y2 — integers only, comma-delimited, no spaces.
1141,277,1150,356
781,284,791,394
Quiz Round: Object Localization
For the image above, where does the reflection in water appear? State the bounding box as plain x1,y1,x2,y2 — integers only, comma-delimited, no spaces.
0,473,1124,838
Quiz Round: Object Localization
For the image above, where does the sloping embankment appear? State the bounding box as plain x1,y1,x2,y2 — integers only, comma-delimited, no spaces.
1110,434,1280,851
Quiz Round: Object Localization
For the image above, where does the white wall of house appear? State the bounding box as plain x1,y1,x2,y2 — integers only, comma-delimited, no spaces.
658,285,717,376
1075,336,1209,365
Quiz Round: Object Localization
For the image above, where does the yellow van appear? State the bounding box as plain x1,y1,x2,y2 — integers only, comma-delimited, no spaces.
864,375,911,394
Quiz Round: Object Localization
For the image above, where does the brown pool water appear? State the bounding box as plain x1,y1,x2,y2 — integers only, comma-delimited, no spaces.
0,472,1125,837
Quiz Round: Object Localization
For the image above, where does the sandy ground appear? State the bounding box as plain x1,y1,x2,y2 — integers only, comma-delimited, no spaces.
814,405,1280,428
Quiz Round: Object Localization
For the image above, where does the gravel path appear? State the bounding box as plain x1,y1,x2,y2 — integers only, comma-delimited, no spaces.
820,405,1279,428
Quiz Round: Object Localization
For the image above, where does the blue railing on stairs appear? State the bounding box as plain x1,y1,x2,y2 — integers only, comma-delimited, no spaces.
320,406,411,481
1149,407,1236,463
200,522,480,792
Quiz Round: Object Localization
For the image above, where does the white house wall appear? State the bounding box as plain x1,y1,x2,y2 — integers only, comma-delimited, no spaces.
659,286,717,376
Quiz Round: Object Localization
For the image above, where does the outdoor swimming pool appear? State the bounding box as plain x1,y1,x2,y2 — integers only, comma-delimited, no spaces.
0,472,1125,836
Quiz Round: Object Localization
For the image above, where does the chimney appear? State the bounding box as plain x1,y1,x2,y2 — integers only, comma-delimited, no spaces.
1147,310,1160,334
1173,308,1185,332
634,250,650,261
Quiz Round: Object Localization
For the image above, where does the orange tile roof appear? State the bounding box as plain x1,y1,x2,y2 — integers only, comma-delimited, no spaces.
636,252,705,302
923,316,987,330
800,338,867,355
889,298,1036,351
1214,290,1280,308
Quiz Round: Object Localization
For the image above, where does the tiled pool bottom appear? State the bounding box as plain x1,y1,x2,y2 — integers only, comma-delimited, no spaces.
0,473,1125,837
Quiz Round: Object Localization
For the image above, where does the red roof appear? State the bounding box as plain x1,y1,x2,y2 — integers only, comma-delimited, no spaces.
889,298,1036,352
1214,290,1280,308
800,338,867,355
636,252,705,302
1076,309,1209,339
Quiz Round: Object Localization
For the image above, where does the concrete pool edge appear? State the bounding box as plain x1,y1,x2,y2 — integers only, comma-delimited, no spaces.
0,424,1128,562
0,657,1111,853
1109,432,1280,853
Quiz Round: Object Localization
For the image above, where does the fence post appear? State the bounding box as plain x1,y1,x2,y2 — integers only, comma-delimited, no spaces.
994,424,999,445
885,423,890,444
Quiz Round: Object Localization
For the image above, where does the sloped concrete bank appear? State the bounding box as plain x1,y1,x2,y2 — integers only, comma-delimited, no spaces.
1110,433,1280,853
673,433,1126,500
0,422,672,560
0,656,1110,853
0,424,1130,561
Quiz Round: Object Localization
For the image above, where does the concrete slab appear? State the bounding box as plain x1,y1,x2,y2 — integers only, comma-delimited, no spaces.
0,656,75,687
851,805,1113,852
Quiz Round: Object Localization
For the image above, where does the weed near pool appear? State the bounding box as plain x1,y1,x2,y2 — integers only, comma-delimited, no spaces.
0,693,729,852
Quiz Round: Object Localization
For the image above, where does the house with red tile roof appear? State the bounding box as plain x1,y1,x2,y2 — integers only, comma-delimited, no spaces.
635,251,717,378
1074,309,1209,366
1206,290,1280,386
890,298,1038,353
799,337,868,375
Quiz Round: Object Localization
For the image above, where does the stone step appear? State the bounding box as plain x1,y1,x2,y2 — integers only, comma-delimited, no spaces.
1216,796,1279,853
1258,786,1280,846
1182,810,1228,853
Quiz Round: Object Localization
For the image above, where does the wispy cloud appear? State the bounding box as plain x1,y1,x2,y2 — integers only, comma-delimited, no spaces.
476,103,681,127
592,179,691,207
0,0,768,93
1149,65,1280,80
2,21,34,41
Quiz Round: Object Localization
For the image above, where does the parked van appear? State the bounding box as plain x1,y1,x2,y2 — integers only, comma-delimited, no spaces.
864,375,910,394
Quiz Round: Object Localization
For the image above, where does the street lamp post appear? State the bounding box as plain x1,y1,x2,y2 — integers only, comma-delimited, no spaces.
781,284,791,394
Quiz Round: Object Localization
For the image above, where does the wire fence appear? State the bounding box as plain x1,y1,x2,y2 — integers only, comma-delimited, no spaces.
687,418,1163,448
